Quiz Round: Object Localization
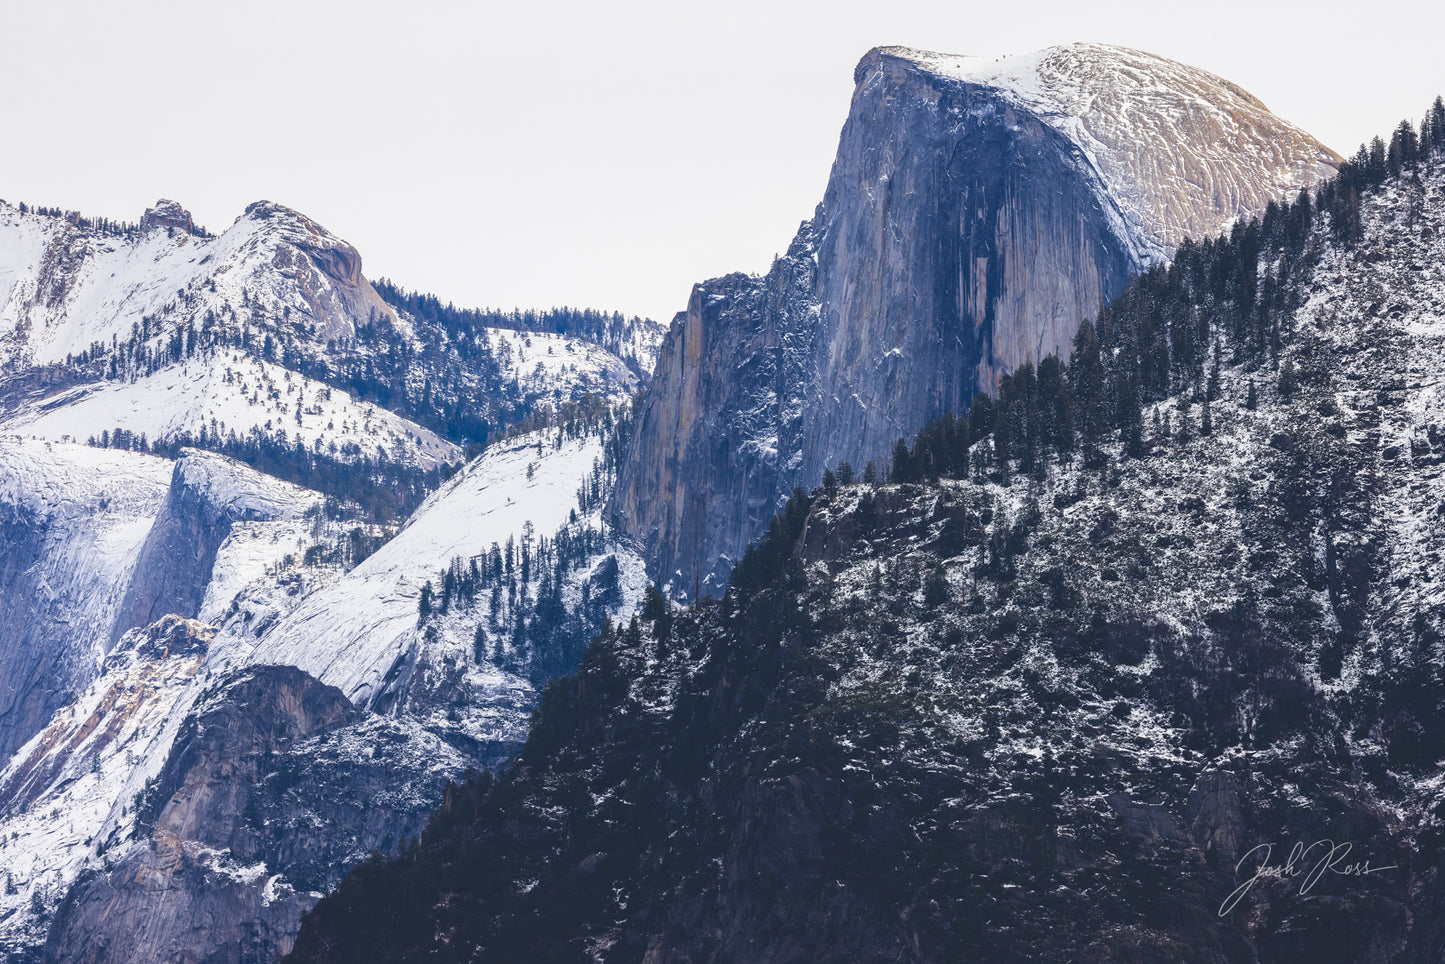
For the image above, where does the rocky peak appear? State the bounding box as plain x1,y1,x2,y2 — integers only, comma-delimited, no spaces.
140,198,195,235
242,200,364,285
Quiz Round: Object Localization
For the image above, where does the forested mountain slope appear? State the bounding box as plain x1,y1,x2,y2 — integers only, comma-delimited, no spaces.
292,99,1445,963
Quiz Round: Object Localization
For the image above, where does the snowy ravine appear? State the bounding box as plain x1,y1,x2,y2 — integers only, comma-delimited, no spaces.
0,439,326,757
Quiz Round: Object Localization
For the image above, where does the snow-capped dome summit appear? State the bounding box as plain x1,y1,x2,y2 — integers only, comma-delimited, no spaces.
870,43,1341,263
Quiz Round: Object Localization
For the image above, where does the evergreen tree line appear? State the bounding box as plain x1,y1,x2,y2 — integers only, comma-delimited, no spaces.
56,302,543,451
88,421,453,523
61,306,630,518
373,278,657,366
416,412,637,685
45,280,635,463
10,201,215,239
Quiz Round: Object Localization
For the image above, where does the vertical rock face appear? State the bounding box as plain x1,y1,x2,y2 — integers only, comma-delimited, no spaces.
805,52,1137,471
0,441,315,766
0,441,172,763
612,44,1339,592
110,450,318,643
611,225,821,597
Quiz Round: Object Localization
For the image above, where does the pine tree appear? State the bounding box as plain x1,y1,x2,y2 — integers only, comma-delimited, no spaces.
993,400,1012,482
1069,320,1105,466
1037,353,1073,459
1207,342,1222,401
1278,359,1298,399
891,439,914,483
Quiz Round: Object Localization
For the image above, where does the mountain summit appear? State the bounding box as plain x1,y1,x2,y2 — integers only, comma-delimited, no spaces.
612,43,1340,595
879,43,1340,261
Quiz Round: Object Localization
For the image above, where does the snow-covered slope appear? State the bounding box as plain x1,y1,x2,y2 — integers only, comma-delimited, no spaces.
0,618,480,961
234,430,646,742
886,43,1341,264
0,422,648,957
487,327,644,403
0,439,325,764
4,352,459,468
0,616,213,951
111,449,325,641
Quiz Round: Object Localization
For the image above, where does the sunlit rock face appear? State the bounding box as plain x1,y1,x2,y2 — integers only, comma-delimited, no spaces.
613,43,1338,593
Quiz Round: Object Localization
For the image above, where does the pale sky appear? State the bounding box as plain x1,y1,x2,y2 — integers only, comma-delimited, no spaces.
2,0,1440,323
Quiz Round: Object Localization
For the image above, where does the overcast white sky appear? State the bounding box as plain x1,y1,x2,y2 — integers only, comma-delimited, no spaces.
2,0,1440,323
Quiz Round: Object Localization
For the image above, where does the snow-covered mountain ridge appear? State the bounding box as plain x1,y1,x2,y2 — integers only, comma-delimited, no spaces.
0,182,664,960
0,420,647,959
0,196,658,490
0,199,380,371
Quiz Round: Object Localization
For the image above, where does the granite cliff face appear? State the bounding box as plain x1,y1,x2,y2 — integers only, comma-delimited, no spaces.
612,44,1339,592
0,441,172,763
42,664,472,964
0,441,317,766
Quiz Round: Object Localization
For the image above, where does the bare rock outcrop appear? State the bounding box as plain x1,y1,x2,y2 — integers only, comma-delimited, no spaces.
140,199,195,236
42,664,470,964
